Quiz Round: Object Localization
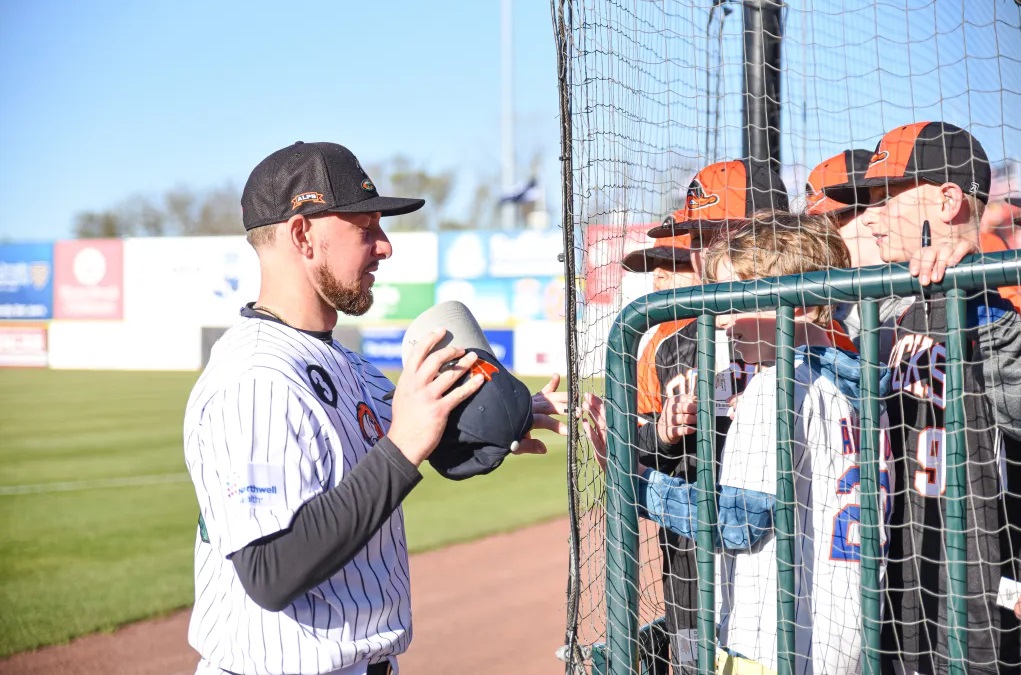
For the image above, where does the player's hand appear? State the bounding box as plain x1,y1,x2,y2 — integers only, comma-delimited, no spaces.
657,395,697,444
910,237,979,286
514,374,570,455
1015,595,1021,621
387,328,486,466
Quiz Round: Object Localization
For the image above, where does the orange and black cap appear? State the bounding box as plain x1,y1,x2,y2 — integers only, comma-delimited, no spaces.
830,122,991,204
648,159,789,238
805,150,873,216
241,141,426,230
621,234,694,273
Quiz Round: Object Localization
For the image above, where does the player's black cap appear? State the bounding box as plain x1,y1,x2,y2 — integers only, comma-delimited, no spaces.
241,141,426,231
827,121,991,203
401,302,534,481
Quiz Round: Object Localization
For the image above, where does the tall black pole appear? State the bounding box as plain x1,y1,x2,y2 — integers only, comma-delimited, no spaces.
742,0,783,177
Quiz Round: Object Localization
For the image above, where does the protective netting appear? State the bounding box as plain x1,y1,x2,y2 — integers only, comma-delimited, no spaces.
554,1,1021,674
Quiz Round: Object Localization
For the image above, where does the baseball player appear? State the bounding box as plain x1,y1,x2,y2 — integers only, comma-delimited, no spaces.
184,141,567,675
830,121,1021,673
805,149,915,360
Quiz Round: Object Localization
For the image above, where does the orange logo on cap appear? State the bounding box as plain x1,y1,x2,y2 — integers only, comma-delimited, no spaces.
685,179,720,211
469,359,499,381
868,150,889,167
291,191,325,210
360,179,375,191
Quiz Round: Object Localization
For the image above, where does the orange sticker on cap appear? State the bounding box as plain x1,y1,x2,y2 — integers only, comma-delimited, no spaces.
864,122,930,181
291,191,325,210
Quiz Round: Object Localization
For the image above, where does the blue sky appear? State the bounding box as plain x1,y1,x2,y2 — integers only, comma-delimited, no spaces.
3,1,1018,242
0,0,561,242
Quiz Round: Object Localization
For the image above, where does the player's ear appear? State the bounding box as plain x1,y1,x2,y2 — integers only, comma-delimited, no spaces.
286,214,315,259
939,183,964,223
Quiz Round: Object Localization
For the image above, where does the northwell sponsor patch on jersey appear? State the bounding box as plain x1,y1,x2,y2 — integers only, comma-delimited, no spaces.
226,463,285,507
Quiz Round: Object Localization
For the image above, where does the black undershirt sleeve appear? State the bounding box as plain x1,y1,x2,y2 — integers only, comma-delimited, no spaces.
230,436,421,612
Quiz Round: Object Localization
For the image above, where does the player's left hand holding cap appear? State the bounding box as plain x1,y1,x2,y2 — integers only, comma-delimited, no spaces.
400,301,534,481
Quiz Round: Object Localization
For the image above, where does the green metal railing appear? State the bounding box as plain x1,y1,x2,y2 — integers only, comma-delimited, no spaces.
600,250,1021,675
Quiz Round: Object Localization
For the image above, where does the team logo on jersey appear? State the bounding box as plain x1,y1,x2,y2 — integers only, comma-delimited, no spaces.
869,149,889,167
291,191,325,210
307,364,338,407
357,402,384,445
685,178,720,211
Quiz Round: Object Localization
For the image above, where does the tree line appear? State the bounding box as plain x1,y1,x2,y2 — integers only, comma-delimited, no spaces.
73,157,517,238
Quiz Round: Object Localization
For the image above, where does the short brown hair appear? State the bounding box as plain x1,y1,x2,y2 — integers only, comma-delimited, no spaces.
704,212,851,325
246,223,277,249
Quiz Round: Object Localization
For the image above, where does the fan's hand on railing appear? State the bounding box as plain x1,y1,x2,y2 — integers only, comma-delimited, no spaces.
657,395,698,444
910,236,979,286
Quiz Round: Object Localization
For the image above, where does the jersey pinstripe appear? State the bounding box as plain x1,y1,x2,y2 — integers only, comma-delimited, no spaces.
184,317,409,675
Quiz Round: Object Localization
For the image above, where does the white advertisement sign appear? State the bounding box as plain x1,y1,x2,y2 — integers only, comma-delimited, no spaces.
512,320,568,377
123,236,260,327
48,321,202,371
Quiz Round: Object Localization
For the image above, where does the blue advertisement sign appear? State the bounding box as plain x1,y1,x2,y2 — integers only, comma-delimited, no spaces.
360,327,516,371
0,243,54,319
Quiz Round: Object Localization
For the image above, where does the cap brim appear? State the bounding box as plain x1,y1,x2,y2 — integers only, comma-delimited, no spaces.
806,193,860,216
402,301,494,366
332,195,426,217
647,219,740,239
1005,196,1021,209
621,247,693,273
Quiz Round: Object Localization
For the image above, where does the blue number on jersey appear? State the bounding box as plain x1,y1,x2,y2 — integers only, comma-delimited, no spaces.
831,466,893,561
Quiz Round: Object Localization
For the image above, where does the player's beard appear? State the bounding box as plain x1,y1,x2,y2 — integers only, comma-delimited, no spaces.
314,261,373,316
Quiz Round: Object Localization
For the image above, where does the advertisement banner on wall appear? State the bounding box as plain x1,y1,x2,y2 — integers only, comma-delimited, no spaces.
583,223,654,305
53,239,124,320
360,326,515,372
379,233,438,283
0,324,48,367
123,237,260,327
335,282,436,325
438,230,564,280
435,277,565,326
513,320,567,377
0,243,54,320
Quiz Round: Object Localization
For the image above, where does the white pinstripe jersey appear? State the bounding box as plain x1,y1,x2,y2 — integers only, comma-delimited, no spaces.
184,317,409,675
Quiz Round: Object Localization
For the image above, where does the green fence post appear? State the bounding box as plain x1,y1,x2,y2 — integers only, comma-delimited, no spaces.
605,320,641,675
858,300,882,674
695,314,718,674
943,289,970,674
775,305,797,675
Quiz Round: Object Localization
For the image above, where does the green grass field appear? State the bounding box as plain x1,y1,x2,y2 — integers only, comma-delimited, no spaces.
0,369,568,658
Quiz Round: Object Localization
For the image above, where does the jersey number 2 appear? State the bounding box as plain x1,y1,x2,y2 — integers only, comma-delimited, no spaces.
831,466,893,561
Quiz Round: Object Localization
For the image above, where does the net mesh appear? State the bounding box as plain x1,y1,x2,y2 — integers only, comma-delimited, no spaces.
555,1,1021,673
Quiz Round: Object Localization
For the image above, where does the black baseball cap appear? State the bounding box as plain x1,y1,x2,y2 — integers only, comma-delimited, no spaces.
829,121,991,203
401,301,534,481
241,141,426,231
647,159,790,238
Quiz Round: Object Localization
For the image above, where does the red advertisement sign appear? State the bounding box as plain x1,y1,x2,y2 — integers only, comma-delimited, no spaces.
583,223,652,304
53,240,124,320
0,324,48,367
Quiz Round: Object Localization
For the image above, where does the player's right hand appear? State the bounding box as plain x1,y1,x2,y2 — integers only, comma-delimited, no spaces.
657,395,697,444
387,328,486,466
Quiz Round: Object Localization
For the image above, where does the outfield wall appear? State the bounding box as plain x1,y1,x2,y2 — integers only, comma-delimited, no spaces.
0,231,629,376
